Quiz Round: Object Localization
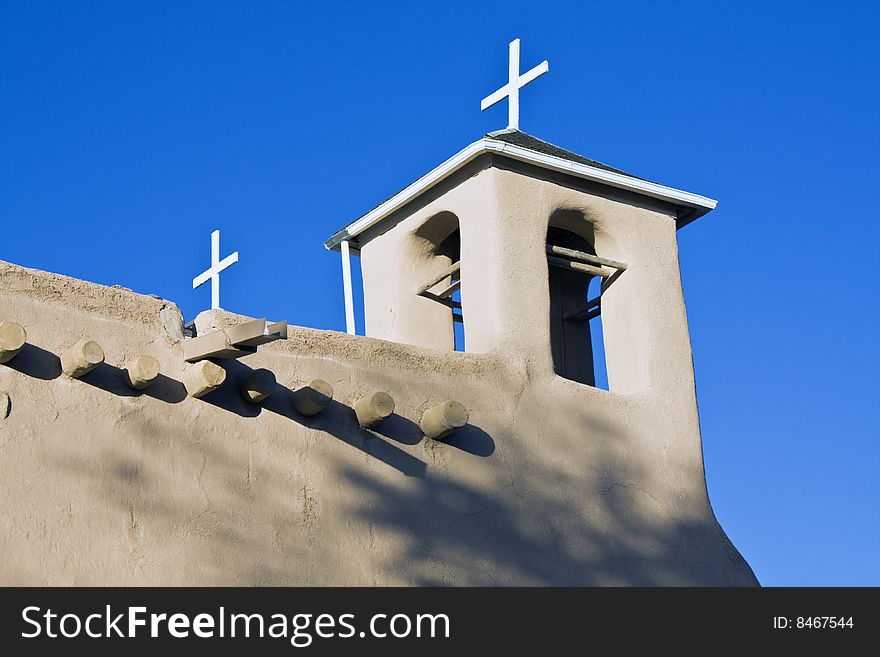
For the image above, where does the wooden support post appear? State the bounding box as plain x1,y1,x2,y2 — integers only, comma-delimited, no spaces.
354,391,395,429
61,339,104,378
182,360,226,398
292,379,334,416
240,368,276,403
545,244,627,271
0,321,27,364
416,260,461,296
124,356,161,390
547,255,608,278
420,401,468,440
435,279,461,299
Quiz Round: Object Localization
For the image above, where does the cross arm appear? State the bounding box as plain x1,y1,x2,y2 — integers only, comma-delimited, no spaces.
192,270,212,289
481,84,512,111
217,252,239,271
518,60,549,88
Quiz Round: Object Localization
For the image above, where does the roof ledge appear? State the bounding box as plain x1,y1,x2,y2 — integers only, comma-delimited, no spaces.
324,132,717,251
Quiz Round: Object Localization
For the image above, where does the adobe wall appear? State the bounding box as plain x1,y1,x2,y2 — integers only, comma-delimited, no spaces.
0,259,757,585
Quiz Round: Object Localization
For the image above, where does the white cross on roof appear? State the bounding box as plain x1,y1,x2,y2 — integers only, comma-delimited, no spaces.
192,229,239,310
480,38,549,131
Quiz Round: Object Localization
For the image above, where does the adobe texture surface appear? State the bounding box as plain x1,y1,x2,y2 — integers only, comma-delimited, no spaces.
0,259,757,585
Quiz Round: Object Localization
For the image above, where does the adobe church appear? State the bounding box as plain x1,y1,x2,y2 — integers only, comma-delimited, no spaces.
0,40,757,586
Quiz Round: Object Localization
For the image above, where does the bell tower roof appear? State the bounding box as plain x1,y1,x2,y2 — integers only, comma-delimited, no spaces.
323,130,717,251
485,129,646,178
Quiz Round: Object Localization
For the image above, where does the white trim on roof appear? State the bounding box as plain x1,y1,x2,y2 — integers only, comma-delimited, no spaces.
325,137,717,249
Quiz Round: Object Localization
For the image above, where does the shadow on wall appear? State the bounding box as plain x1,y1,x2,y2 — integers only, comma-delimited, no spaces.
37,368,756,587
4,343,62,380
196,360,497,476
5,342,187,403
373,413,495,457
20,349,754,585
340,470,746,586
338,391,757,586
5,342,494,469
197,359,434,477
80,364,187,404
360,384,757,586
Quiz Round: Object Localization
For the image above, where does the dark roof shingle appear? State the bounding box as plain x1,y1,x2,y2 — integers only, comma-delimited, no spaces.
486,129,648,181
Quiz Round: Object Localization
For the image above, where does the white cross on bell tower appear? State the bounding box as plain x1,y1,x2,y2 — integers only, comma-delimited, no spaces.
480,38,549,130
192,229,239,310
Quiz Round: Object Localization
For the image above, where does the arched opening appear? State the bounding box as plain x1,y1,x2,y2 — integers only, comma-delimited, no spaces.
413,212,465,352
546,211,616,388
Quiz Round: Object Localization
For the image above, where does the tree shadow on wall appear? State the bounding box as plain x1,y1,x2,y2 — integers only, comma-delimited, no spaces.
337,394,757,586
40,364,755,586
339,466,742,586
49,421,328,585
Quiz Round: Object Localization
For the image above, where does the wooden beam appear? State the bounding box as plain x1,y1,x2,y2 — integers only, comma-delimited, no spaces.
416,260,461,295
564,295,602,321
183,330,257,362
421,291,462,311
547,255,608,278
545,244,627,271
435,279,461,299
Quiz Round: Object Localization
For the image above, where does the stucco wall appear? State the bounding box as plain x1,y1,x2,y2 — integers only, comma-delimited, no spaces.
0,258,756,585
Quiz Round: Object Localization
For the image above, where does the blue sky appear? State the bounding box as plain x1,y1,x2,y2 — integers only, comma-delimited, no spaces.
1,0,877,585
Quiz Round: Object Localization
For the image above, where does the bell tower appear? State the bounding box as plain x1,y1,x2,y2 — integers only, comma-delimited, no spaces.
319,39,756,585
324,129,716,397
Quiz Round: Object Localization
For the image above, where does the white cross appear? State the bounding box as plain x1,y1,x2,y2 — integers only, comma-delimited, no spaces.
192,229,239,310
480,38,549,131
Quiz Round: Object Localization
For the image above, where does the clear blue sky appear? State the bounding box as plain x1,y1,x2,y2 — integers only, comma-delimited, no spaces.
1,0,877,585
